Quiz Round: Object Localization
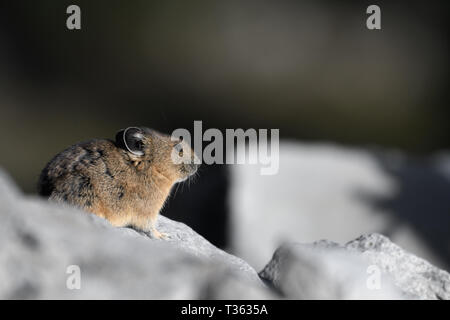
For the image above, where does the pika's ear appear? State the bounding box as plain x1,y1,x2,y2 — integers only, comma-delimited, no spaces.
115,127,145,156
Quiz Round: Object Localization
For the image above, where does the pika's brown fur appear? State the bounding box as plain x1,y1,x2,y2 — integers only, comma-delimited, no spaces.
38,127,199,239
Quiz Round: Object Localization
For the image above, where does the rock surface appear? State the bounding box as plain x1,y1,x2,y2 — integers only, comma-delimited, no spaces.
0,169,272,299
1,167,449,300
230,142,450,271
260,234,450,300
259,240,402,299
346,233,450,300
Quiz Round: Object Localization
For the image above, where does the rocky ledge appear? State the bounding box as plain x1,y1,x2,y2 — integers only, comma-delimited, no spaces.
0,169,448,299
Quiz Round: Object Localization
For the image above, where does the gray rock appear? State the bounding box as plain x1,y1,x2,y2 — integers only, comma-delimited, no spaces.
3,165,448,300
112,216,261,284
0,169,20,201
346,233,450,300
260,233,450,300
0,168,271,299
230,142,450,271
259,241,402,299
155,216,261,283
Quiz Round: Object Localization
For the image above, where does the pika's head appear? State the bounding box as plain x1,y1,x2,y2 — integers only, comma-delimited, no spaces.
115,127,200,183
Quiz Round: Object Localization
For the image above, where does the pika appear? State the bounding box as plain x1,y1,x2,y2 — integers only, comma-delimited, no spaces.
38,127,199,239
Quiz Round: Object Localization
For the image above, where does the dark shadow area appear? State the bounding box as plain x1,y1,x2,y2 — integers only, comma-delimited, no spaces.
161,164,229,249
361,153,450,270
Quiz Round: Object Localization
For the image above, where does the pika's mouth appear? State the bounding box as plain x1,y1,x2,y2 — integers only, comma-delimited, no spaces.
177,163,199,182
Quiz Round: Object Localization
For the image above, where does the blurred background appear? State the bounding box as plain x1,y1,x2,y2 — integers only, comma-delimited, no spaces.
0,1,449,269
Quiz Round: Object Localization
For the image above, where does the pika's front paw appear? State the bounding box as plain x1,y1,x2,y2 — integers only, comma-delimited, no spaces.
152,229,170,240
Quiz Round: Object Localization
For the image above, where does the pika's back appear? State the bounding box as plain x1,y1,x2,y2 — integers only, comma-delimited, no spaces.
38,139,127,203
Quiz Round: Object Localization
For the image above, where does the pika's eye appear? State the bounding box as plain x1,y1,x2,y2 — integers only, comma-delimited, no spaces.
179,148,183,157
